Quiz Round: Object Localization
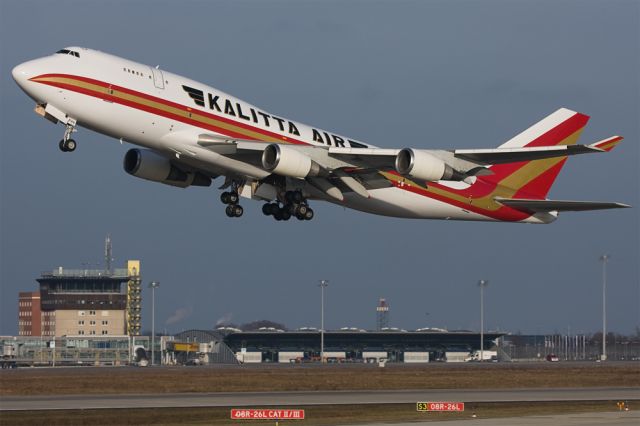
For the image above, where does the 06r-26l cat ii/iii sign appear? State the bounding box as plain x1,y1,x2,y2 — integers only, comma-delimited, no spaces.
12,47,629,223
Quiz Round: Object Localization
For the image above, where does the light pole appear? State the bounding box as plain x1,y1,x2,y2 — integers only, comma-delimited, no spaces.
319,280,328,363
149,281,160,366
478,280,489,362
599,255,609,361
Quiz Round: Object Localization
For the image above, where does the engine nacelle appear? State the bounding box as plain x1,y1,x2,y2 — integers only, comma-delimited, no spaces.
395,148,462,181
123,149,211,188
261,144,320,178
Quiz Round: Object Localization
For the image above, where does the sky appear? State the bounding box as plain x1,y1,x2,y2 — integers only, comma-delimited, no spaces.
1,0,638,337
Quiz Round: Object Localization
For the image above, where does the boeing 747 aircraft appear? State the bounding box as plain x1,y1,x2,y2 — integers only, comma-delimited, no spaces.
12,47,629,223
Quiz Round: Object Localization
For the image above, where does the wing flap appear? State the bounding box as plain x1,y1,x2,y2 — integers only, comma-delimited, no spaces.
328,147,400,170
495,197,631,212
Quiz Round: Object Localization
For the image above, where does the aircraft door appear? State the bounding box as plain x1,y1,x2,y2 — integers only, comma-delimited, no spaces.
151,67,165,89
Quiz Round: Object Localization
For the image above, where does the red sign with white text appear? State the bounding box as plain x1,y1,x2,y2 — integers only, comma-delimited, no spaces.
417,402,465,412
231,409,305,420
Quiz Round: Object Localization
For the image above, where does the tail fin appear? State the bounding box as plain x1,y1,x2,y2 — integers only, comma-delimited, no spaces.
482,108,590,199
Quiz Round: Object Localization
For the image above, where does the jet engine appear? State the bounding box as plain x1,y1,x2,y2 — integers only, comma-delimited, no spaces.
395,148,464,181
123,149,211,188
262,144,321,178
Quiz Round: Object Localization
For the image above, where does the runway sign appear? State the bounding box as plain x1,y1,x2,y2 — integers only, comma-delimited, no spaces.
231,409,305,420
417,402,465,412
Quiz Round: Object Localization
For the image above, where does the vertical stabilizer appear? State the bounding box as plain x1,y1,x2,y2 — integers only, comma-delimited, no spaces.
482,108,590,199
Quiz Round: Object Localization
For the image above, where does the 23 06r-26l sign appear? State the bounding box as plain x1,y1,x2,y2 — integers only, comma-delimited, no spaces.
417,402,465,412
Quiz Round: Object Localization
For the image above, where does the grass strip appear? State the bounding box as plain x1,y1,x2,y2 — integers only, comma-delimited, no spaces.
1,363,638,396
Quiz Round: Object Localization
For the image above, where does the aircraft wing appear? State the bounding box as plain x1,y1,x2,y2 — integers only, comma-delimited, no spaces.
453,136,623,165
193,132,622,171
160,130,625,201
495,197,631,212
326,136,623,171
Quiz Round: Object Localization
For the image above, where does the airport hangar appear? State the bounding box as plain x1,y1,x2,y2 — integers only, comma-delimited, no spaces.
173,328,504,364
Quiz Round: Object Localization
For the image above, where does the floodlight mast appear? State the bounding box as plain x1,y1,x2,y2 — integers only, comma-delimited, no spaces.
599,255,609,361
478,280,489,362
149,281,160,366
319,280,329,363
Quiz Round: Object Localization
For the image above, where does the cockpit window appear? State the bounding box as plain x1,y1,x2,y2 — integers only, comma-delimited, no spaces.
56,49,80,58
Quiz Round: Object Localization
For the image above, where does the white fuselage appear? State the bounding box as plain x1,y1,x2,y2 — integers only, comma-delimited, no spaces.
12,47,526,222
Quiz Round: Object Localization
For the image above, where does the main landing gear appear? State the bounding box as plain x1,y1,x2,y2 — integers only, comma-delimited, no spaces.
219,187,313,221
262,190,314,221
220,191,243,218
59,123,77,152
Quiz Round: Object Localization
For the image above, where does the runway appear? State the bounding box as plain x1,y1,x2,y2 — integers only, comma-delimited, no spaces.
347,411,639,426
1,387,638,411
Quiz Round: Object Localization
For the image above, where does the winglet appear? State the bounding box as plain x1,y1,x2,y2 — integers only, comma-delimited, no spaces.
589,136,623,152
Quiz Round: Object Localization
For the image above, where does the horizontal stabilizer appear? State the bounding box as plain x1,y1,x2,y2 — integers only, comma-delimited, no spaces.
495,197,631,212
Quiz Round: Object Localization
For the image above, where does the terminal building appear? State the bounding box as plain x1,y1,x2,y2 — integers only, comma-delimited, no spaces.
173,328,504,364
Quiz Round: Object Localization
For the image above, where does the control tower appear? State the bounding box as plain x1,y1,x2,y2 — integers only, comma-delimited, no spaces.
376,298,390,331
18,236,142,337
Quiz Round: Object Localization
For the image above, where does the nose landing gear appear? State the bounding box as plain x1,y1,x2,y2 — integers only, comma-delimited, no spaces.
59,122,77,152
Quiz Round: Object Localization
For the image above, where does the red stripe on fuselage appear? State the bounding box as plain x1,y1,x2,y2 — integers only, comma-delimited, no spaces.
30,74,310,145
387,176,531,221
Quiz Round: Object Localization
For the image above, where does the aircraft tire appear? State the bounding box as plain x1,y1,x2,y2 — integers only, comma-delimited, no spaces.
228,192,239,204
221,192,230,204
225,205,235,217
59,140,67,152
268,203,280,215
304,209,314,220
262,204,272,216
65,139,77,152
233,205,243,217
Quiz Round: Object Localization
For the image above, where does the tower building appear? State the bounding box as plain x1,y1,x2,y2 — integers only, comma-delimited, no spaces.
16,236,142,337
376,298,390,331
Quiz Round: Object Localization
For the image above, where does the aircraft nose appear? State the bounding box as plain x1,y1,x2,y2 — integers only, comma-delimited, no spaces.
12,62,30,87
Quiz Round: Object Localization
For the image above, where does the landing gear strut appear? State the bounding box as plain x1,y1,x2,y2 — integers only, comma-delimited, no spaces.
59,122,77,152
220,191,243,218
262,190,314,221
